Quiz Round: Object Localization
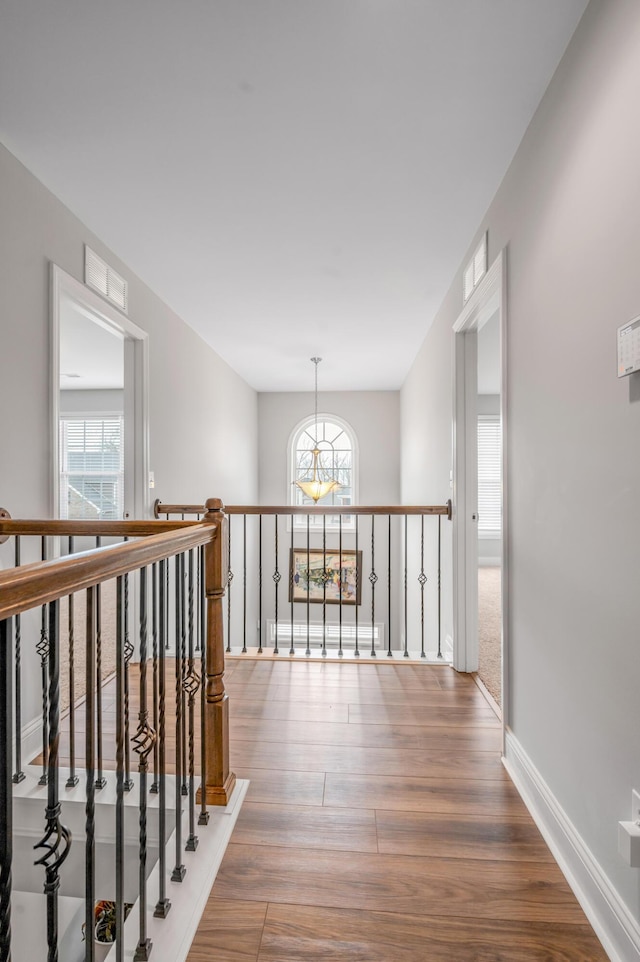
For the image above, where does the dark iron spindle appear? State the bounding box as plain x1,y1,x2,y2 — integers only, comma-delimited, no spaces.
370,515,377,656
172,554,186,882
289,514,295,655
0,617,14,962
322,516,327,656
273,515,280,655
354,516,360,657
94,537,106,790
34,600,71,962
13,535,25,784
257,516,263,653
185,550,200,851
133,567,154,961
180,553,188,797
154,559,171,917
198,553,209,827
123,556,134,792
226,517,232,652
38,536,49,785
64,537,79,787
242,515,248,653
338,514,343,656
115,576,126,962
84,587,96,962
305,515,311,657
387,515,392,656
404,515,409,657
419,515,427,658
437,515,443,658
151,563,159,794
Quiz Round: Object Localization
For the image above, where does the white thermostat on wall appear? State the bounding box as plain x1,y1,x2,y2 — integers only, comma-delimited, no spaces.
617,315,640,377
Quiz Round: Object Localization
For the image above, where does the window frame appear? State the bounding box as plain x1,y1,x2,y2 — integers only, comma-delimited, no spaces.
288,412,358,530
477,412,502,539
59,412,125,521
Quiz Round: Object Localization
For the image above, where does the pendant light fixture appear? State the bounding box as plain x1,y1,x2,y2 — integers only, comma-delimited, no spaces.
295,357,341,503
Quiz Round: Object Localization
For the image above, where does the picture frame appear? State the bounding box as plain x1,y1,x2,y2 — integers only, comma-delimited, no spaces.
289,548,362,605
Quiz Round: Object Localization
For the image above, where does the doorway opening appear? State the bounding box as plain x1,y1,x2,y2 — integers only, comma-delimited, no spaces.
50,264,149,522
452,250,507,727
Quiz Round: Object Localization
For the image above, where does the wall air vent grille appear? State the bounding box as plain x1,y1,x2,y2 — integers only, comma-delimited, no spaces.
463,231,488,303
85,246,128,314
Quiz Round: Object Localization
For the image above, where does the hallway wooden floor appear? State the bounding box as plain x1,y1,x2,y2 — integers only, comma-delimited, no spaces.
187,658,608,961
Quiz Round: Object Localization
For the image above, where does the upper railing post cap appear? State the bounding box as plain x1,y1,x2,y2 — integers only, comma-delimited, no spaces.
205,498,225,513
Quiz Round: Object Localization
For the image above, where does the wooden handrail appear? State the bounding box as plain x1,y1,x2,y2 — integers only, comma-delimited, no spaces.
227,503,452,517
0,523,216,621
154,500,453,520
0,519,199,537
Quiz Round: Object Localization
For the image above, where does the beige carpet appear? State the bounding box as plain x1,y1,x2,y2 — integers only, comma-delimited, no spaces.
478,566,501,706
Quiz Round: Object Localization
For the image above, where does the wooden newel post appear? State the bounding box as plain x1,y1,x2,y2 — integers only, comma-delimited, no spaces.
200,498,236,806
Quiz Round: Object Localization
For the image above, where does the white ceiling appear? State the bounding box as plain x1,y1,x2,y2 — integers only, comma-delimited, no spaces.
60,296,124,391
0,0,588,392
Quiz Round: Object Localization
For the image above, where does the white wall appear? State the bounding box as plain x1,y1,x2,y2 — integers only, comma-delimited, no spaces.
59,390,124,414
0,141,258,728
258,390,400,506
401,0,640,938
0,141,258,518
255,391,403,651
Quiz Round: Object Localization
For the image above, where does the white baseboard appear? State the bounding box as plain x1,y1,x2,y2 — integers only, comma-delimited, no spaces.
504,731,640,962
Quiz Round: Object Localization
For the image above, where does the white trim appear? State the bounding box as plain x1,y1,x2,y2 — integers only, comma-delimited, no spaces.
50,265,151,521
504,731,640,962
452,248,508,752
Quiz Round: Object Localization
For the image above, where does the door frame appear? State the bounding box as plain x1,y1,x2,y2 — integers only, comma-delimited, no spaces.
452,248,509,734
50,263,150,520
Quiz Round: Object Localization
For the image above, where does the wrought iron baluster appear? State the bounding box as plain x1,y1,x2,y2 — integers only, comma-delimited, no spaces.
180,553,188,797
95,537,106,790
242,515,248,653
198,550,209,826
387,514,392,657
34,600,71,962
154,558,171,917
13,535,24,784
257,516,263,654
172,553,186,882
66,539,79,787
196,540,202,653
184,550,200,850
133,567,155,961
322,516,327,656
370,515,377,656
437,515,443,658
1,617,14,962
404,515,409,657
338,514,343,656
115,577,126,962
226,517,232,653
273,515,280,654
165,557,171,651
289,514,295,655
354,516,360,657
305,515,311,657
84,587,96,962
123,554,134,792
38,536,49,785
151,563,160,794
419,515,427,658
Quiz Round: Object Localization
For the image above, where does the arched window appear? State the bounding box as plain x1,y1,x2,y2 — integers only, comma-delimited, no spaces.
289,414,357,528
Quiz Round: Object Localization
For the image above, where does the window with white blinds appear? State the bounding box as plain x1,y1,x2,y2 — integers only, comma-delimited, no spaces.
477,414,501,536
59,416,124,520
